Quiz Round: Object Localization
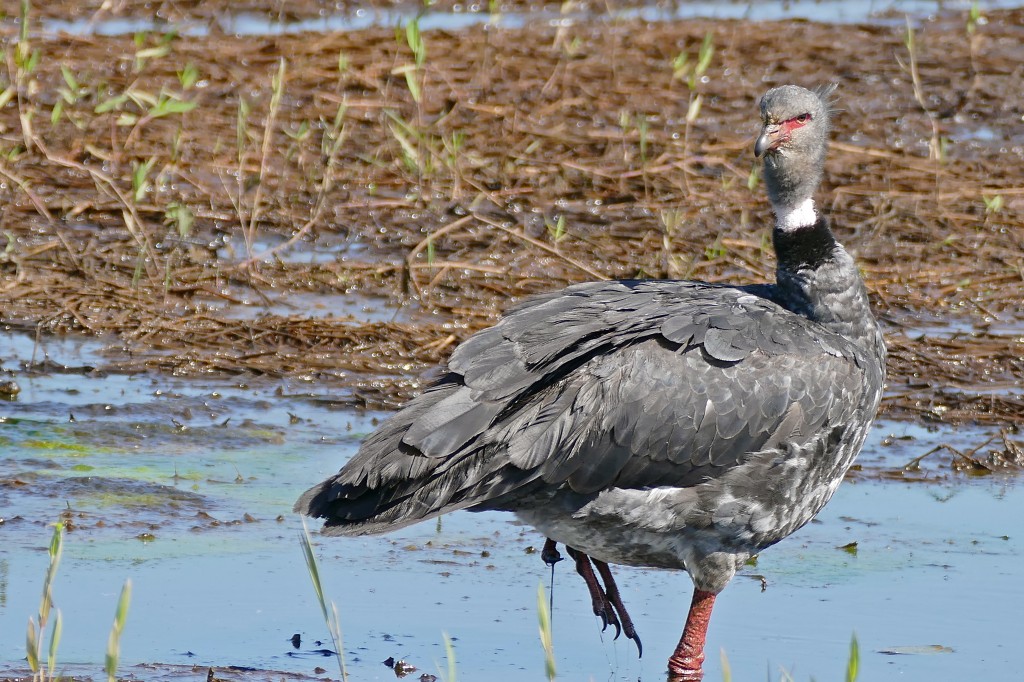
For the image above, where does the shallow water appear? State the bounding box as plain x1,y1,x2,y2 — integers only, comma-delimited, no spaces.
36,0,1024,37
1,337,1022,681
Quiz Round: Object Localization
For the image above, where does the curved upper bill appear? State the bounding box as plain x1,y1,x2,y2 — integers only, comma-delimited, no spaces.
754,125,781,158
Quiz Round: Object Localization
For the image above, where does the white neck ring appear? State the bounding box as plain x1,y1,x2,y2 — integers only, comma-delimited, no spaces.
774,197,817,232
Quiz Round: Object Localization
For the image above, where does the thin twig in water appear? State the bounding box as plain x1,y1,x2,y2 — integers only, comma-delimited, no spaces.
472,213,607,281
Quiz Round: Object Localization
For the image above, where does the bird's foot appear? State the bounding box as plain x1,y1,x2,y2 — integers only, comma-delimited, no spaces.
541,538,563,566
565,547,643,656
593,558,642,657
565,547,619,634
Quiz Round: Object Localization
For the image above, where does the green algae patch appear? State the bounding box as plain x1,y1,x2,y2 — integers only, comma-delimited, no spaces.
23,439,93,455
88,490,166,510
61,477,208,508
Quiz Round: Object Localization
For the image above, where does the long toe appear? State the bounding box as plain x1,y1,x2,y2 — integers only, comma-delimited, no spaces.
602,605,622,639
592,595,620,636
592,559,640,655
566,547,621,637
625,625,642,657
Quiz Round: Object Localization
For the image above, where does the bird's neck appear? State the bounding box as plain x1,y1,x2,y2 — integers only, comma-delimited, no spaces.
772,197,817,233
771,214,886,365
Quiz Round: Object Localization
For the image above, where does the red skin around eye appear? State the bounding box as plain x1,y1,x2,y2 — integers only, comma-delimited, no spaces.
775,115,810,144
757,114,811,154
780,115,809,135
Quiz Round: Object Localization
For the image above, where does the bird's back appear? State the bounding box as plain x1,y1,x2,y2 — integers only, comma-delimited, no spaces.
295,278,882,542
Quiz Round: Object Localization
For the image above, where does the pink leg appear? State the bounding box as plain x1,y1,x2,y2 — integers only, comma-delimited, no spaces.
667,589,717,681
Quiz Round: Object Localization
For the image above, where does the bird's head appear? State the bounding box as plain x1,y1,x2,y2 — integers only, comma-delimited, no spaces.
755,84,837,212
755,84,835,158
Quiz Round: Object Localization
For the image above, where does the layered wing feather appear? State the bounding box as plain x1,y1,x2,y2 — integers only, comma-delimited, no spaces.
295,280,874,535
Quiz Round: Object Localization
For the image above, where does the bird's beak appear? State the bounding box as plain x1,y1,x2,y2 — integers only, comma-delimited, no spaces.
754,125,781,158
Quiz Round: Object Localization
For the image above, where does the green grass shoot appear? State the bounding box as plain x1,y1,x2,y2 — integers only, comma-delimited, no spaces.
845,633,860,682
395,17,427,104
966,1,982,35
105,580,132,682
131,158,156,202
27,520,63,682
982,194,1003,214
720,648,732,682
442,631,457,682
536,582,556,680
546,214,567,243
636,113,649,163
177,62,199,90
299,518,348,681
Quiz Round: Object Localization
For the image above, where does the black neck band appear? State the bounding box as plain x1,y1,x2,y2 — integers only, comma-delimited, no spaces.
773,216,837,271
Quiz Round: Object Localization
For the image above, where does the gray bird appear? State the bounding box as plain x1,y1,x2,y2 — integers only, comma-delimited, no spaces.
296,84,886,681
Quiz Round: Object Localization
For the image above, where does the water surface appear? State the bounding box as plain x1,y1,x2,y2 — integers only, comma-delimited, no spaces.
36,0,1024,37
1,340,1020,681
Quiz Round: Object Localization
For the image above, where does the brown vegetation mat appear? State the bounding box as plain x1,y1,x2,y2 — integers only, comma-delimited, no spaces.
0,3,1023,430
2,0,682,23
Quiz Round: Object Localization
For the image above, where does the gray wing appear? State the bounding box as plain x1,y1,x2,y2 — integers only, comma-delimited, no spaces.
296,280,874,535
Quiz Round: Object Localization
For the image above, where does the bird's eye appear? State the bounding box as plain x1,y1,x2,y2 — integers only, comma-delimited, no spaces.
795,113,811,123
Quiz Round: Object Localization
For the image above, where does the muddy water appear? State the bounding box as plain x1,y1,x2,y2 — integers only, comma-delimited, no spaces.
1,331,1021,681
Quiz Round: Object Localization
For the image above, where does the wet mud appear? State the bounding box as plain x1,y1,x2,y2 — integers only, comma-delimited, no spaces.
0,2,1020,424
